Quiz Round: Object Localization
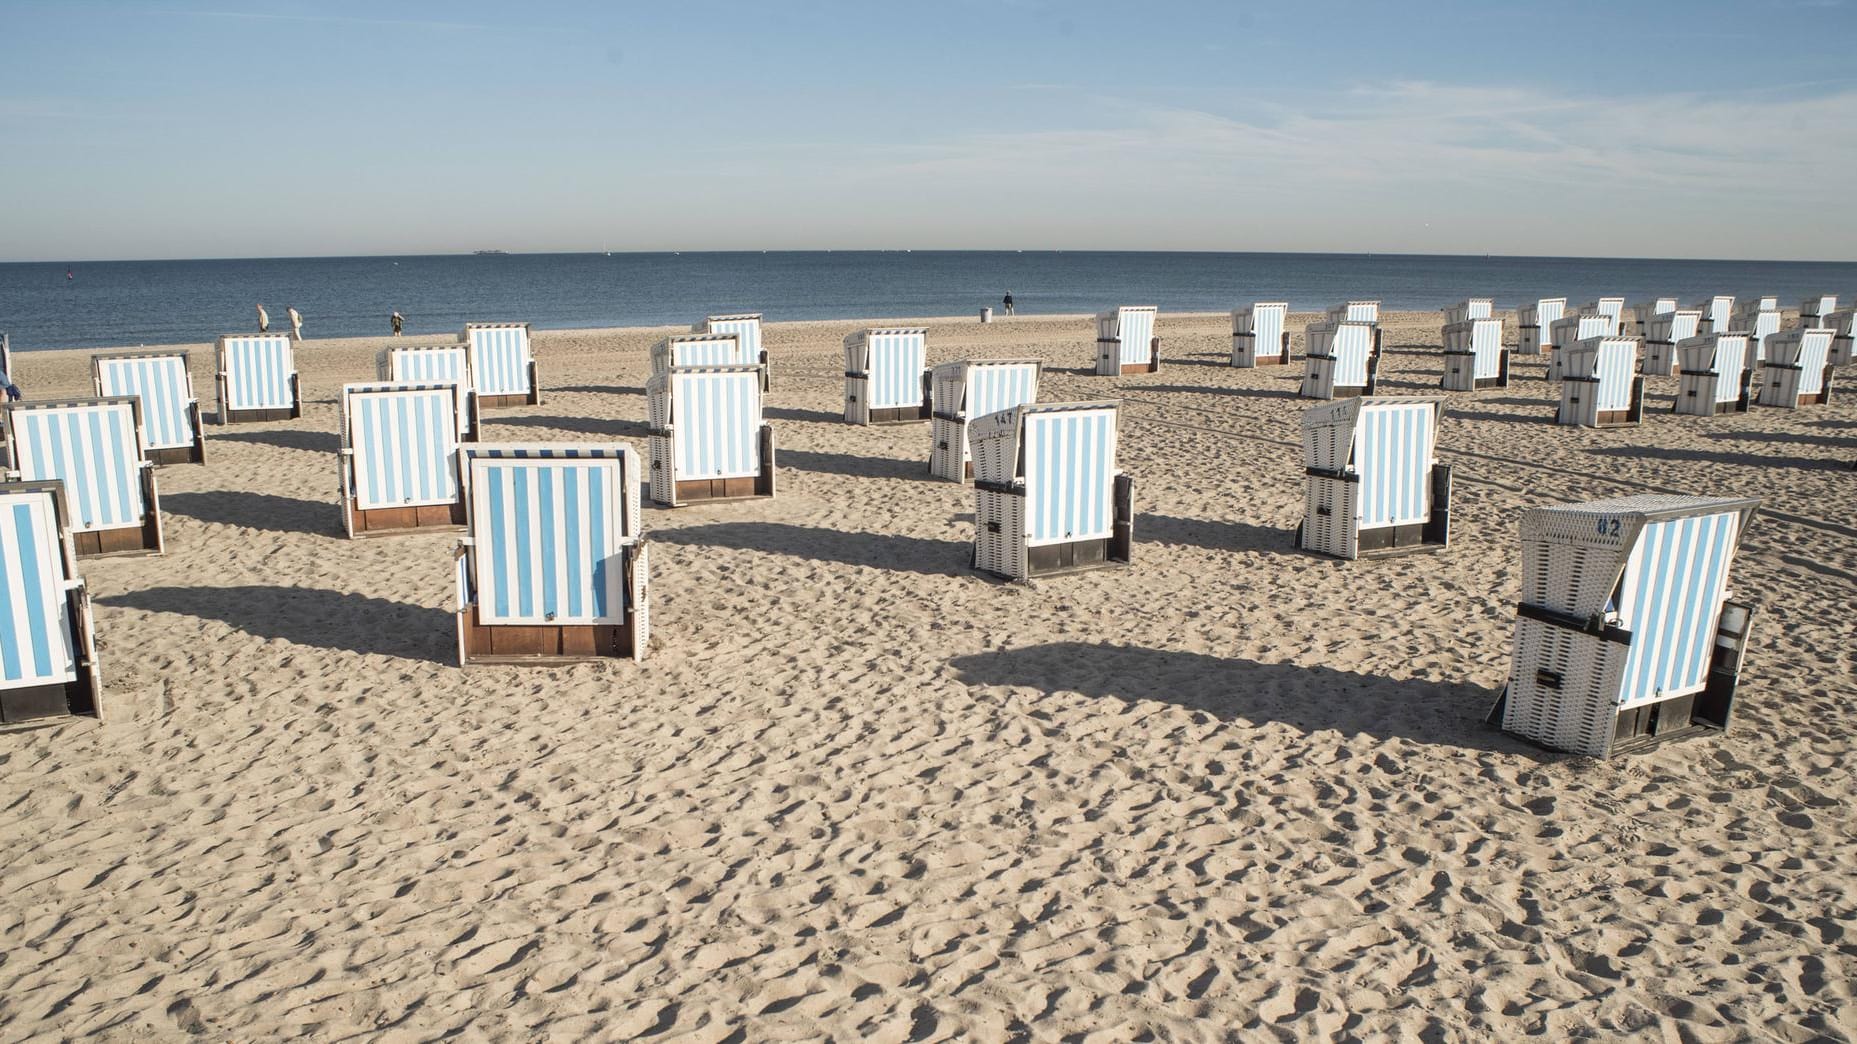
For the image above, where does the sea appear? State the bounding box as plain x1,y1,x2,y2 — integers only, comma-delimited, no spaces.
3,250,1854,352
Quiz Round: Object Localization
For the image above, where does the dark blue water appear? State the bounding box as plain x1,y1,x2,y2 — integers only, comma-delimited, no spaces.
3,251,1853,351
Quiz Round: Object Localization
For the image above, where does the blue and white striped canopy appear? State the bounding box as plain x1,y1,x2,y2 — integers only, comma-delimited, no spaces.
670,368,762,480
220,335,296,410
465,324,533,396
344,385,460,511
1354,400,1435,528
704,315,762,362
857,330,927,409
469,457,628,625
5,401,146,533
1023,405,1118,545
967,361,1039,420
0,486,79,689
95,353,195,450
1615,510,1740,709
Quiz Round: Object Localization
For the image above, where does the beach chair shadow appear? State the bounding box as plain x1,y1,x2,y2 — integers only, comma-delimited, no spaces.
1712,430,1857,449
656,521,970,577
763,406,844,424
491,414,652,439
779,448,928,481
213,429,339,454
1140,513,1295,554
950,642,1518,750
551,385,644,397
1587,445,1843,470
163,491,335,536
97,585,452,664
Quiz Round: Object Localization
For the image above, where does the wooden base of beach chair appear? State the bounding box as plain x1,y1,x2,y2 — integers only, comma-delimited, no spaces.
348,499,466,536
148,442,206,466
457,606,641,664
72,520,159,558
478,363,542,409
760,351,771,391
222,406,299,424
1013,475,1133,579
1,608,101,723
867,404,931,424
674,477,764,501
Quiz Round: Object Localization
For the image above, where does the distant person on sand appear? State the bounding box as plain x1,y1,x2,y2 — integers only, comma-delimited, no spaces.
288,306,303,341
0,367,20,401
256,303,269,333
1003,291,1015,316
391,311,404,336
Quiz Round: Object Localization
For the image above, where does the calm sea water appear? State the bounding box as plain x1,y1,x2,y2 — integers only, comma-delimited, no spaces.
3,251,1854,351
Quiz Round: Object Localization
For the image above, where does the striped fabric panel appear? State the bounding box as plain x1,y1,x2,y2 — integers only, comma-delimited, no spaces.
467,326,532,396
97,355,193,450
1792,330,1833,395
1117,310,1157,365
10,404,146,532
349,388,459,510
1616,512,1738,708
387,347,473,433
1332,325,1374,386
866,331,927,409
1024,408,1117,545
1749,311,1781,363
1591,339,1637,411
1712,336,1749,402
672,370,761,480
669,338,740,369
1355,402,1434,527
1528,299,1566,327
472,460,626,625
967,363,1039,419
1700,297,1734,331
1247,303,1287,347
0,492,79,687
705,317,762,363
1650,311,1702,343
223,336,296,410
1469,319,1503,378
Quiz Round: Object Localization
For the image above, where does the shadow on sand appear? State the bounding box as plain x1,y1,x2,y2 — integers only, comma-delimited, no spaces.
656,521,969,577
162,492,336,536
98,586,453,664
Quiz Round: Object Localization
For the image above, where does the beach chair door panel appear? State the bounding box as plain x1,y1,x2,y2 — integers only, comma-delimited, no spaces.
1614,512,1739,710
0,492,79,693
224,337,295,410
869,333,927,410
1119,310,1155,366
350,389,461,511
8,405,146,534
469,327,532,397
470,459,628,626
389,347,474,434
97,356,193,451
964,365,1039,465
1595,345,1636,412
674,370,761,481
1354,403,1433,529
1024,409,1116,546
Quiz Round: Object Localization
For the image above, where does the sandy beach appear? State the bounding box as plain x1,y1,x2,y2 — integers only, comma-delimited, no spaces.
2,310,1854,1040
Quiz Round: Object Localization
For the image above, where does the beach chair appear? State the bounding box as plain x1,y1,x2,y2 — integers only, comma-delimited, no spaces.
1581,298,1626,335
215,333,300,423
1632,297,1677,333
0,481,102,723
844,328,930,424
1518,298,1567,356
699,313,768,389
646,365,774,506
380,344,479,439
1230,303,1290,367
1443,298,1492,326
462,322,539,407
1755,328,1835,408
969,400,1131,580
929,358,1042,482
1546,314,1614,380
338,382,467,538
1488,494,1758,758
1691,295,1735,335
1557,338,1644,428
1297,396,1451,560
1300,321,1379,399
1674,334,1752,416
1751,295,1778,312
91,349,206,465
652,333,742,376
1441,318,1508,391
1327,300,1381,325
1640,310,1702,376
1800,295,1839,329
454,443,649,664
1094,306,1159,375
1746,309,1782,364
1,398,163,557
0,333,8,450
1827,307,1856,365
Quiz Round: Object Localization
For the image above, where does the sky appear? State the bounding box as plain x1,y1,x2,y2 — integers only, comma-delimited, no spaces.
2,0,1855,262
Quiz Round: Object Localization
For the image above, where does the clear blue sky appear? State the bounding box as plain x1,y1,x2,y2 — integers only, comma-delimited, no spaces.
3,0,1855,262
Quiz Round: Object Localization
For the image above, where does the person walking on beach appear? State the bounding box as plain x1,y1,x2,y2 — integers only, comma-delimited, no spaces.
391,311,404,336
287,306,303,341
256,303,270,333
1003,291,1015,316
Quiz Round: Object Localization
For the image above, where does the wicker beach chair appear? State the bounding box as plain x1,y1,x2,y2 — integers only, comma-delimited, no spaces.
1745,309,1782,365
1754,328,1835,408
1,398,163,557
1297,396,1451,560
1231,303,1290,367
1557,337,1644,428
215,333,300,423
462,322,539,408
0,481,102,722
969,400,1131,579
844,328,930,424
91,349,206,465
1691,295,1735,336
652,333,742,376
1640,310,1703,376
1673,334,1752,416
1518,298,1567,356
1799,295,1839,329
1631,297,1678,334
1581,297,1626,335
1327,300,1381,325
646,365,775,507
1443,298,1493,326
338,382,468,538
1546,314,1614,380
1094,306,1159,375
1827,307,1856,366
929,358,1042,482
1441,317,1508,391
698,313,768,389
380,344,478,439
453,443,649,664
1300,321,1379,399
1489,494,1758,758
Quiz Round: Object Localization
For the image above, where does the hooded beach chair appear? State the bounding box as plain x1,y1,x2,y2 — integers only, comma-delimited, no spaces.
698,313,768,389
1,398,163,557
338,382,467,538
1674,334,1752,416
1327,300,1381,325
1692,295,1735,335
91,349,206,465
453,443,649,664
844,328,930,424
1518,298,1567,355
1094,306,1159,375
1828,307,1856,366
1581,297,1626,335
969,400,1131,579
646,365,774,506
1443,299,1492,326
1441,318,1508,391
1640,310,1702,376
380,344,479,439
1297,396,1451,560
1301,321,1378,399
1800,295,1839,329
929,358,1042,482
462,322,539,407
1547,313,1614,380
215,333,300,423
652,333,742,376
1488,494,1758,758
1745,309,1782,364
1755,328,1834,408
1632,297,1678,334
0,481,102,723
1230,303,1290,367
1557,337,1644,428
